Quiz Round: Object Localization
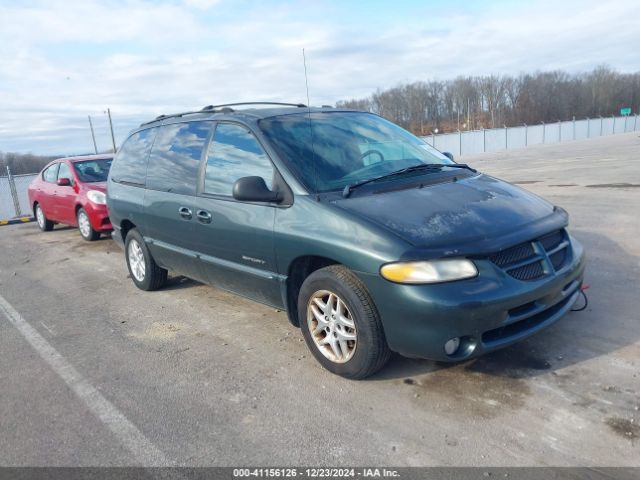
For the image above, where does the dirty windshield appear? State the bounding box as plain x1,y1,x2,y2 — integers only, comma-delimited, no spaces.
259,111,452,193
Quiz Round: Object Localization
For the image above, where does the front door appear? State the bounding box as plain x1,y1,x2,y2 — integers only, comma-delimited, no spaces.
39,163,59,220
55,162,76,224
192,122,282,307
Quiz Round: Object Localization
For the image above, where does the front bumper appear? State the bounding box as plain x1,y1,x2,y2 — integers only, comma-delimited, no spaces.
358,236,586,361
84,202,113,232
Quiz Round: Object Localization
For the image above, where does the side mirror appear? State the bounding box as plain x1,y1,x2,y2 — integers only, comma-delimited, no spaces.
232,176,281,203
442,152,455,162
57,177,72,186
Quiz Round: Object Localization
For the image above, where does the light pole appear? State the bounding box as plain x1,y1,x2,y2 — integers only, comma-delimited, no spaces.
88,115,98,154
105,108,117,152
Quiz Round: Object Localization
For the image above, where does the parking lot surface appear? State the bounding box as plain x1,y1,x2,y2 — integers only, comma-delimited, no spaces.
1,132,639,466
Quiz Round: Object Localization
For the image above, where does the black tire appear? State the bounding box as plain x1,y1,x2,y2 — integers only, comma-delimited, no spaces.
298,265,391,379
124,229,167,291
34,203,54,231
77,208,100,241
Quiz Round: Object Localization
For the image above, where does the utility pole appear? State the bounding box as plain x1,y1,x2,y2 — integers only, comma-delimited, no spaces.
467,98,470,130
88,115,98,154
107,108,117,152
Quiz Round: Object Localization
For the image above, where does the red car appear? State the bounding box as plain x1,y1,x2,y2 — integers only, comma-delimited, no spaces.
28,154,113,241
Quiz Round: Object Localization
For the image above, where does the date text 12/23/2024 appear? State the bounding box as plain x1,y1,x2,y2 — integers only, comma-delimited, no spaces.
233,468,400,478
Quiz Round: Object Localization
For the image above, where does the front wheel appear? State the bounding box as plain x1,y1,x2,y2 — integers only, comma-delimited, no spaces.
124,229,167,291
77,208,100,241
298,265,391,379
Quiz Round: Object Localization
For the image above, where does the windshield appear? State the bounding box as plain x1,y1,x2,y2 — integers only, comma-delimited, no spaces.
258,112,453,193
73,158,113,183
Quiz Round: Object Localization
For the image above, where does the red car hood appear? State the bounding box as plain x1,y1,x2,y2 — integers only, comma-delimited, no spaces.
86,182,107,193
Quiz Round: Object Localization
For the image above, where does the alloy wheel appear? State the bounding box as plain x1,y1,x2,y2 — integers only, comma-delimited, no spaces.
78,211,91,238
307,290,357,363
128,239,146,282
36,206,45,229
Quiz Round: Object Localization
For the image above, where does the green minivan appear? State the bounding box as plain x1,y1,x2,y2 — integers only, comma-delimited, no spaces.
107,103,585,379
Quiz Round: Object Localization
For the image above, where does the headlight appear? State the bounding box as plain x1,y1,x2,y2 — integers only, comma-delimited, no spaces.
380,259,478,284
87,190,106,205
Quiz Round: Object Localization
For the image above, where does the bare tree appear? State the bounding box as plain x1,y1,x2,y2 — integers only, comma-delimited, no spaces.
336,66,640,134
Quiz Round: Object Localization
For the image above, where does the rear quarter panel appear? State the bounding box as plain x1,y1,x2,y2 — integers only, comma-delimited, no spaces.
106,181,145,238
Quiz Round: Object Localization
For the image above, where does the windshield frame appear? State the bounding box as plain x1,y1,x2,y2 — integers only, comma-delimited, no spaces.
257,111,453,194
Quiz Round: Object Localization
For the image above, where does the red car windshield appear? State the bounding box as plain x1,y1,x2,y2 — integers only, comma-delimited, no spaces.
73,159,112,183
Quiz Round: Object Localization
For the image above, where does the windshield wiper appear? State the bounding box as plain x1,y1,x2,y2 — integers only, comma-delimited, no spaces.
342,163,477,198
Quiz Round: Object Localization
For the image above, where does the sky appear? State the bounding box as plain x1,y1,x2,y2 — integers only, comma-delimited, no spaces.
1,0,639,155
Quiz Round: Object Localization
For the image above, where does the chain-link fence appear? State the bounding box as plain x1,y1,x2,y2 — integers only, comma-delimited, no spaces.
1,167,37,220
423,114,639,157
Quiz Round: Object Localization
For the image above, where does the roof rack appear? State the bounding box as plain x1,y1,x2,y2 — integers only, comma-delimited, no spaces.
140,102,307,127
140,109,209,126
201,102,307,111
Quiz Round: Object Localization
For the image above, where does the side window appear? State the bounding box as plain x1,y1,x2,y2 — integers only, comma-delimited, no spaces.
110,128,157,186
204,123,273,196
43,164,59,183
57,162,73,183
147,121,212,195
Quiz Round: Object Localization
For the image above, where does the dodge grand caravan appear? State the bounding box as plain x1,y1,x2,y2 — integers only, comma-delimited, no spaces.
107,102,585,379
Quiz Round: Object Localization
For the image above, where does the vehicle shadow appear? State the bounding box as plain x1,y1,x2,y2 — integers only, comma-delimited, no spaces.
22,224,113,243
369,229,638,381
163,275,201,291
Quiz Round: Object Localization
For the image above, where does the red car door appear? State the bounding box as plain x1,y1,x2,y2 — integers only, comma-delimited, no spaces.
39,163,60,220
55,161,77,224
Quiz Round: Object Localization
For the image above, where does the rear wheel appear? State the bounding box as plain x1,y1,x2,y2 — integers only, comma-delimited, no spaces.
77,208,100,241
35,204,54,231
298,265,391,379
125,229,167,291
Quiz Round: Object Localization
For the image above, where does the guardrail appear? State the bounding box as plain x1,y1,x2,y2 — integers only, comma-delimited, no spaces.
422,114,639,157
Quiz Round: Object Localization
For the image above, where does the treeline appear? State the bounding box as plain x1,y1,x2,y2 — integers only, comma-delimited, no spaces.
336,66,640,135
0,152,58,175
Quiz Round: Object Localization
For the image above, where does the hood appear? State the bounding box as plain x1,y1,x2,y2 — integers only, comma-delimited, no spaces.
333,174,567,257
84,181,107,193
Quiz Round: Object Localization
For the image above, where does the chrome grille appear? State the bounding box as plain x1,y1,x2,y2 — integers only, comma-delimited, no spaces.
488,229,571,281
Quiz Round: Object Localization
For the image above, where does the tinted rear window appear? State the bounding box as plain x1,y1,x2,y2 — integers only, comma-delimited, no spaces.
146,121,212,195
110,128,157,186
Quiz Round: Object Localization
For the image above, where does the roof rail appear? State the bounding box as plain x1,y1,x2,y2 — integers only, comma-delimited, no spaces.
139,109,210,127
201,102,307,111
140,102,307,127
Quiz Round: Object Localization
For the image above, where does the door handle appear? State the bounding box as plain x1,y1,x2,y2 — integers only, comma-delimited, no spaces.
196,209,212,224
178,207,192,220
